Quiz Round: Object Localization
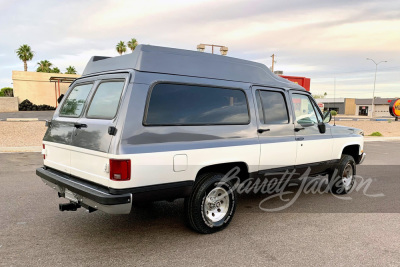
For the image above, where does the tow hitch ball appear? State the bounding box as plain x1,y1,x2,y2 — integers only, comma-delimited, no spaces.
59,202,80,212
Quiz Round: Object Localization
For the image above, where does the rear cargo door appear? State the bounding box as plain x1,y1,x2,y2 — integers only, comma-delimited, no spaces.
43,83,94,174
69,74,129,186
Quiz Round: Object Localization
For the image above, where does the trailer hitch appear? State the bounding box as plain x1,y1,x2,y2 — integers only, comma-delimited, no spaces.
59,202,81,212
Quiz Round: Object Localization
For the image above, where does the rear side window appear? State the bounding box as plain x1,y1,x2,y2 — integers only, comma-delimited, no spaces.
145,83,249,125
258,90,289,124
86,81,125,119
60,83,93,117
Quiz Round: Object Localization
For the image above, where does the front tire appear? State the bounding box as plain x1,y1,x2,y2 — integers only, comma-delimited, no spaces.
329,154,356,194
184,172,237,234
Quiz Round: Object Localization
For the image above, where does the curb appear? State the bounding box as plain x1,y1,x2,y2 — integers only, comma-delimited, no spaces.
5,118,39,122
0,146,42,153
364,137,400,142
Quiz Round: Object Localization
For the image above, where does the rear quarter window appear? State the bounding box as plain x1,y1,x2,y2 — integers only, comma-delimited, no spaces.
144,83,250,125
59,83,93,117
86,81,125,119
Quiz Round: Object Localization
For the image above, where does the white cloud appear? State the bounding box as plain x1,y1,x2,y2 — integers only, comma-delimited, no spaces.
1,0,399,98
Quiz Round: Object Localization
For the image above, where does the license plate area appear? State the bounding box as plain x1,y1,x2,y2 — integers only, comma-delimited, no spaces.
64,188,78,203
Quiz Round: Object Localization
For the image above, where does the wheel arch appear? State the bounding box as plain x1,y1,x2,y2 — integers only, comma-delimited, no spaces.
341,144,361,164
195,161,249,184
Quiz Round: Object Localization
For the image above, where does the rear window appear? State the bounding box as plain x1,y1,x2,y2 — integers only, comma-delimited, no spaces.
86,81,125,119
258,90,289,124
60,83,93,117
144,83,249,125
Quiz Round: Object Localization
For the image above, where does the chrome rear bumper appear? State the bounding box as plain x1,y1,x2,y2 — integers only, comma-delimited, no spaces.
36,167,132,214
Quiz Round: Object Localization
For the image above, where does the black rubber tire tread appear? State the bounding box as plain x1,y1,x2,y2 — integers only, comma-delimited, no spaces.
184,172,237,234
329,154,356,195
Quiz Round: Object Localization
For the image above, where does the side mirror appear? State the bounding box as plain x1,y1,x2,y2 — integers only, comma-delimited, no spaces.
318,122,326,134
57,94,64,104
323,111,332,123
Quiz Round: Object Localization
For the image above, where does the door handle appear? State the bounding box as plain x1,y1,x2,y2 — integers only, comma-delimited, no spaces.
74,123,87,129
257,128,270,134
295,137,304,141
294,127,305,132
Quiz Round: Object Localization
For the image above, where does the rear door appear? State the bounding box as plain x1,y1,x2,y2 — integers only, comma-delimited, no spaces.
43,83,94,174
69,74,129,186
253,87,297,176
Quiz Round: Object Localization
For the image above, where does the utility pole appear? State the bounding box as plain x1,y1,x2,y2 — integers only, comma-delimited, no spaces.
271,54,275,72
366,58,387,118
333,76,336,126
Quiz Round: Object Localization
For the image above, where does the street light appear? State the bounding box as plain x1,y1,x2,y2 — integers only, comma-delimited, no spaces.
197,44,228,55
366,58,387,118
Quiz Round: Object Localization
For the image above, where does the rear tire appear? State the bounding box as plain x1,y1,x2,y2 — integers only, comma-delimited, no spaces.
329,154,356,195
184,172,237,234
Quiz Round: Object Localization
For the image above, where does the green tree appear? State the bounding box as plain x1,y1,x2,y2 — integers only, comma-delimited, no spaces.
51,67,61,73
127,38,138,52
36,60,53,73
313,92,327,99
116,41,127,55
0,87,13,97
16,44,34,71
65,66,77,74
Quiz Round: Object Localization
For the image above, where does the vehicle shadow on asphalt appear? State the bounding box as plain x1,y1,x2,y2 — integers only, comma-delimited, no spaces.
53,165,398,240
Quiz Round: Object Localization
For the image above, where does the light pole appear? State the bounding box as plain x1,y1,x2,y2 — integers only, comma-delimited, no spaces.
366,58,387,117
197,44,228,55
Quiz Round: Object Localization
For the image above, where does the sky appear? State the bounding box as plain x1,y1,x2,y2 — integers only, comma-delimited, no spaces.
1,0,399,98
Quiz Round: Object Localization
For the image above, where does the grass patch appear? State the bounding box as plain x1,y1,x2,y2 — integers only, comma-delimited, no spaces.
369,132,383,137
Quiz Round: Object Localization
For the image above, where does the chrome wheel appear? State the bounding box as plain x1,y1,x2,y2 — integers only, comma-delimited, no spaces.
203,187,229,223
342,163,353,191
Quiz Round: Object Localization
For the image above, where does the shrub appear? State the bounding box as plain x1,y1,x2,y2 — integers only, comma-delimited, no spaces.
0,87,13,97
19,99,56,111
369,132,383,137
330,110,338,116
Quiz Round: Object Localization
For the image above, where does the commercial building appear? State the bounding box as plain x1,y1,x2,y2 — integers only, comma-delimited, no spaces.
355,98,394,117
315,98,356,115
315,97,395,117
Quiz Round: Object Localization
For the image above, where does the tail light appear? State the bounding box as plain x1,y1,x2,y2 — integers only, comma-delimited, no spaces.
42,144,46,159
110,159,131,181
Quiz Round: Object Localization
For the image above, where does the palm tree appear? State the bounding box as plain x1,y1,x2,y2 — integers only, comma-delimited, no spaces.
65,66,77,74
116,41,127,55
16,44,34,71
51,67,61,73
36,60,53,73
127,38,138,52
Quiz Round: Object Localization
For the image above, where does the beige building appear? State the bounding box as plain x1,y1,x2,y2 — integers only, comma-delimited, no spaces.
315,98,356,115
12,71,80,107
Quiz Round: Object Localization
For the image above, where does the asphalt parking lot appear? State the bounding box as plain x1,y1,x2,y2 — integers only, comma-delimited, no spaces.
1,142,400,266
